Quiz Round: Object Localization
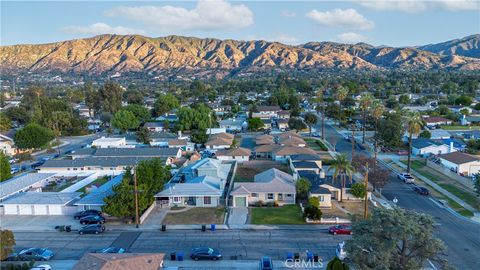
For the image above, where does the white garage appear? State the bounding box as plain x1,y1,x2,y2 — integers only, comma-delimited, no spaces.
1,192,81,216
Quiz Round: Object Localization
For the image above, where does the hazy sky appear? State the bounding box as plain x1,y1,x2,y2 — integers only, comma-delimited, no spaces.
1,0,479,46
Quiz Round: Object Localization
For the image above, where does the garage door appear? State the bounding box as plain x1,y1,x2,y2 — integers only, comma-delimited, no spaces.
234,197,247,207
19,205,33,215
49,206,63,215
34,205,48,215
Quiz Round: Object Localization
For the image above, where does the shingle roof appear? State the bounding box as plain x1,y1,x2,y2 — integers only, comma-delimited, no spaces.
0,173,56,200
257,106,281,112
155,182,221,197
273,146,317,156
424,116,451,123
42,157,164,168
438,151,480,165
289,154,322,161
216,147,251,157
254,168,294,184
411,138,444,149
292,161,321,169
1,192,80,205
278,136,306,146
93,147,180,157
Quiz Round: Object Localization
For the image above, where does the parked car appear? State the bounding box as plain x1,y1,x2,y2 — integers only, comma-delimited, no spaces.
30,265,52,270
413,186,429,195
79,215,105,225
5,248,54,261
328,224,352,235
335,242,348,261
94,247,126,254
31,161,44,168
312,132,321,138
10,166,19,174
260,256,274,270
397,173,415,184
79,224,105,235
74,209,102,220
190,247,222,261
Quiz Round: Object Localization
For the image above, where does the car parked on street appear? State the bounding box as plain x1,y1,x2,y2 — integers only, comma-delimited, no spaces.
260,256,274,270
413,186,429,195
397,173,415,184
79,224,105,235
328,224,352,235
5,248,54,261
190,247,222,261
94,247,126,254
80,215,105,225
74,209,102,220
30,265,52,270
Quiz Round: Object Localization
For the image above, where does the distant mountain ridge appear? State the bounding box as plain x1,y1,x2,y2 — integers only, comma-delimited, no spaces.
1,34,479,77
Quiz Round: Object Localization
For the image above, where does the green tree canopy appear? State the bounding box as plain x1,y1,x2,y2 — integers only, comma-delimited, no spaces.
288,117,307,133
247,118,264,131
326,257,349,270
14,123,54,149
0,152,12,181
100,81,123,114
136,126,151,145
304,112,318,135
111,110,140,133
154,93,180,116
123,104,151,123
0,229,15,261
0,112,11,132
350,183,366,198
296,178,311,200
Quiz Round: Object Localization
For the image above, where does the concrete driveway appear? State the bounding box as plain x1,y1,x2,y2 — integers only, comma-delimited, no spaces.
228,207,248,225
1,215,78,231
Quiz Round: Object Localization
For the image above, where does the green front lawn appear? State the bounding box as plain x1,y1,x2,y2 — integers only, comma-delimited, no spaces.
440,125,480,130
251,205,306,225
305,138,328,151
76,176,111,194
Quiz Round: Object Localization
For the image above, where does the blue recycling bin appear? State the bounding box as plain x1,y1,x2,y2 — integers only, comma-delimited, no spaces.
211,224,216,231
306,251,313,261
286,252,293,261
177,252,184,261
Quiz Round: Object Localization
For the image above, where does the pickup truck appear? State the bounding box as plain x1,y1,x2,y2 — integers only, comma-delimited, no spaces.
397,173,415,184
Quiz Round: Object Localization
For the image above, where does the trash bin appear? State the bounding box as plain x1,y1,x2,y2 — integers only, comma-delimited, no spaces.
211,224,216,231
202,224,206,231
177,252,184,261
313,254,319,262
161,224,166,231
170,252,176,261
294,253,300,260
306,251,313,261
65,225,71,232
286,252,293,261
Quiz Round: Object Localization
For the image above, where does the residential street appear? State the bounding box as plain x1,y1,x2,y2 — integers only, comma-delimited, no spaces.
321,122,480,269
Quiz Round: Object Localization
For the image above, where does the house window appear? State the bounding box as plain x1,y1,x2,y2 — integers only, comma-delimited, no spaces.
251,193,258,198
319,196,325,202
267,193,274,200
204,196,211,205
173,197,181,203
286,194,292,197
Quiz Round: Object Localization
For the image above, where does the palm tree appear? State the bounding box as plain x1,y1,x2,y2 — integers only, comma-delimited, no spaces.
336,87,349,126
359,93,373,144
328,153,355,202
404,111,423,173
370,100,385,162
316,88,326,140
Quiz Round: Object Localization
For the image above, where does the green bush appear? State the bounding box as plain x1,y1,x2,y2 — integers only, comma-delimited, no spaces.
304,205,322,220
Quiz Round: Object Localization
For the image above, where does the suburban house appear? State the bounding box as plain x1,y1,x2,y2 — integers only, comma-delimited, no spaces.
437,151,480,176
155,114,178,123
255,134,275,145
449,106,473,114
92,137,127,148
168,139,194,151
74,174,123,211
220,118,247,132
252,106,281,119
205,133,234,150
69,147,182,160
254,144,317,162
276,118,289,131
411,138,452,157
149,132,178,147
298,171,332,208
441,138,467,152
278,135,306,147
423,116,452,128
429,129,452,140
460,115,480,126
72,253,165,270
215,147,251,163
277,110,291,119
261,119,272,130
1,192,81,215
0,133,15,156
288,154,323,180
230,168,296,207
144,122,165,132
155,158,232,207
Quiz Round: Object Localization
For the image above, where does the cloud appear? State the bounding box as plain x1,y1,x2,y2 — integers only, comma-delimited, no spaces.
305,8,374,30
104,0,254,32
63,23,145,35
358,0,479,13
336,32,368,44
281,10,297,17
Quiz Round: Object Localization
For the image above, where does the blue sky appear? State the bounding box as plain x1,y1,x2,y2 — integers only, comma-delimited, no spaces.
1,1,479,47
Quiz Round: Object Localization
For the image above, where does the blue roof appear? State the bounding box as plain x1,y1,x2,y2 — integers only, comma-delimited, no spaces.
74,174,124,206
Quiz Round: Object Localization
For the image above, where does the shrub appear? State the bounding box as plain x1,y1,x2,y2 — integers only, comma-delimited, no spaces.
304,205,322,220
350,183,366,198
308,197,320,208
266,202,275,207
255,200,264,207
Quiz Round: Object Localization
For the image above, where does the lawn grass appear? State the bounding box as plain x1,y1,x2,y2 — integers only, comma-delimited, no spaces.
305,138,328,151
76,176,110,194
251,205,306,225
163,207,225,225
440,125,480,130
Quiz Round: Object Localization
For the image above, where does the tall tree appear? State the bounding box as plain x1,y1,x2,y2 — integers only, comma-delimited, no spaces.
154,93,180,116
359,93,373,144
99,81,123,114
44,111,72,137
304,112,318,136
0,229,15,261
328,153,355,201
0,152,12,181
346,208,451,270
14,123,54,150
84,82,101,117
316,88,326,140
370,100,385,163
295,178,311,201
288,117,307,133
336,87,349,126
123,104,151,123
247,118,263,131
0,112,11,131
111,110,140,133
405,111,423,173
136,126,151,145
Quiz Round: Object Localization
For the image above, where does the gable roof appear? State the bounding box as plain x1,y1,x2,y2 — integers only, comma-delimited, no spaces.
411,138,445,149
216,147,251,157
438,151,480,165
423,116,451,123
273,146,317,156
155,182,222,197
254,168,294,184
289,154,322,161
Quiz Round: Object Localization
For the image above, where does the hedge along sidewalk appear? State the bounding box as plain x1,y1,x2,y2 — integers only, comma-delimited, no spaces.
393,159,478,214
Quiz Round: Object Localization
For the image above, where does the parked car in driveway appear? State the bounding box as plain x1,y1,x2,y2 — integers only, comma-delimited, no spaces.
79,224,105,235
74,209,102,219
260,256,274,270
94,247,126,254
79,215,105,225
190,247,222,261
413,186,429,195
328,224,352,235
5,248,54,261
397,173,415,183
30,265,52,270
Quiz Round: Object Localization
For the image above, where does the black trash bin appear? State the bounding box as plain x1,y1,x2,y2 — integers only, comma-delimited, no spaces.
170,252,176,261
161,224,166,231
294,253,300,260
201,224,206,231
313,254,319,262
65,225,71,232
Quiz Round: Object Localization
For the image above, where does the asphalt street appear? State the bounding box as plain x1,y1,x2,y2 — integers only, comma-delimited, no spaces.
321,122,480,270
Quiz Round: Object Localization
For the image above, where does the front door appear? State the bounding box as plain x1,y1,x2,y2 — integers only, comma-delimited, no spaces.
278,193,283,201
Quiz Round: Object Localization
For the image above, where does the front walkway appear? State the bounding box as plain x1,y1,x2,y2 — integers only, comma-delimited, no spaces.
228,207,248,225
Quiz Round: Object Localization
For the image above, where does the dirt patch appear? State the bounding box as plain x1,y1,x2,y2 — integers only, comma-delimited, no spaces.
235,160,290,182
163,207,225,225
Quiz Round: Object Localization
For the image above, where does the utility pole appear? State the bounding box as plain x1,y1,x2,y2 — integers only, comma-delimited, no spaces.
351,127,355,161
133,167,140,228
321,102,325,140
364,162,369,219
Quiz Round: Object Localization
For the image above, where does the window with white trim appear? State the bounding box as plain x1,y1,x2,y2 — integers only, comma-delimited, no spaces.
204,196,211,205
319,196,325,202
267,193,274,200
173,197,181,203
251,193,258,198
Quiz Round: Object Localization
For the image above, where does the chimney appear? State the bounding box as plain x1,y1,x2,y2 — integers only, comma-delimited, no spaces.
449,141,454,153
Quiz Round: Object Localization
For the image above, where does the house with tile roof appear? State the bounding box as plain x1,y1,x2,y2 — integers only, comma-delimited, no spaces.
215,147,251,163
205,132,234,150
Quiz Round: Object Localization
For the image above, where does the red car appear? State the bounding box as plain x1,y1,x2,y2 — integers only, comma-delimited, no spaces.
329,224,352,235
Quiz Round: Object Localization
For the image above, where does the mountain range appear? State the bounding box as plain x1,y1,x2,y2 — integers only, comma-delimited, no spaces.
1,34,479,77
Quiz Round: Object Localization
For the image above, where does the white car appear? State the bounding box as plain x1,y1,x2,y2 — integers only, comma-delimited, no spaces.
335,241,348,261
397,173,415,184
30,265,52,270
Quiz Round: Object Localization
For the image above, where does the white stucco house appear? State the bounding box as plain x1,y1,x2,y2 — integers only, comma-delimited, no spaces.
215,147,251,163
411,138,452,157
92,137,127,148
438,151,480,176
